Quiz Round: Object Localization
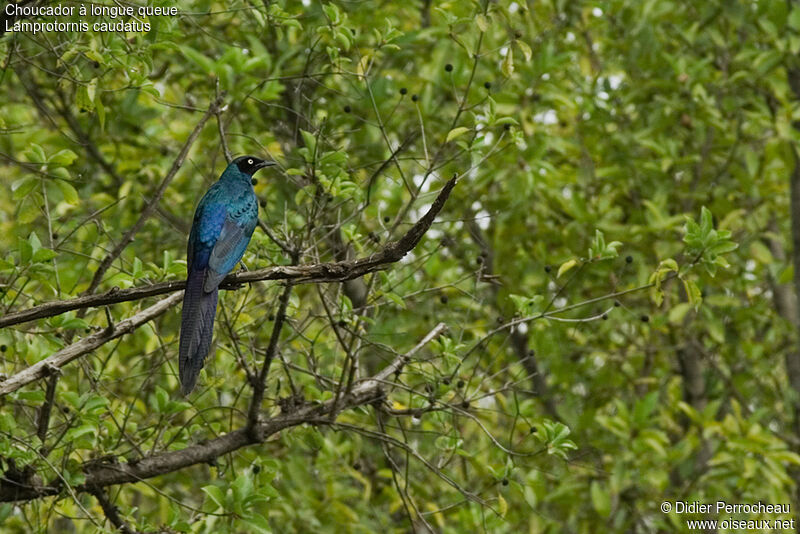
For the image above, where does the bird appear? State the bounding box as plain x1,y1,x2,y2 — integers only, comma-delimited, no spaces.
178,155,276,395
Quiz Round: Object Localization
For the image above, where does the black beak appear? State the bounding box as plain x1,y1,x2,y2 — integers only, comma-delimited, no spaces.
255,160,277,170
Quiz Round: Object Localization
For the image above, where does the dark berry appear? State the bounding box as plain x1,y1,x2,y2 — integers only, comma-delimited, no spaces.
496,316,504,324
260,200,267,208
251,178,257,186
484,81,492,89
353,462,361,470
640,314,650,323
529,426,537,434
338,320,347,327
411,94,419,102
0,345,6,353
602,313,608,320
614,300,621,307
457,380,465,388
443,378,451,385
383,216,390,223
502,478,509,486
514,30,522,38
252,465,261,474
93,61,100,68
400,87,408,95
503,123,511,130
51,233,58,240
544,265,551,273
461,400,470,409
268,315,275,321
625,255,633,264
440,295,448,304
343,105,351,113
445,63,453,72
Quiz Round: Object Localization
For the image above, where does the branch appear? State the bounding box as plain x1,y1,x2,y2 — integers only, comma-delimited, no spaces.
247,282,294,438
0,293,183,396
90,487,138,534
1,176,458,329
0,323,446,503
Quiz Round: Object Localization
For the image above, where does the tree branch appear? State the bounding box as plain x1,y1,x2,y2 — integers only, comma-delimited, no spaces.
0,323,446,503
247,282,294,438
90,487,138,534
0,293,183,396
1,176,458,329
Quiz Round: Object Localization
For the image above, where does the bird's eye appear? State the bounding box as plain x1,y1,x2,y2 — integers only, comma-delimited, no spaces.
248,159,253,164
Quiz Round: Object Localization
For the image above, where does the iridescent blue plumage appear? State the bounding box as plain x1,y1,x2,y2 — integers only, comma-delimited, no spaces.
179,156,275,395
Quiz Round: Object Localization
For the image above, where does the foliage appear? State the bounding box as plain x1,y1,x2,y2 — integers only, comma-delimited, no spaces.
0,0,799,532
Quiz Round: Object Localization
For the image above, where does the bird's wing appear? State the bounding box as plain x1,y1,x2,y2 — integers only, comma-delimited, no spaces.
204,215,256,292
188,195,227,271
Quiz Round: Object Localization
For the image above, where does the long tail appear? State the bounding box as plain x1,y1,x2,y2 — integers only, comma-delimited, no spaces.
178,269,218,395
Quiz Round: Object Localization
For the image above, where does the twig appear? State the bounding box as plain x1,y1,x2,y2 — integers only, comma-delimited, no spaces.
90,487,138,534
35,373,59,446
215,77,232,163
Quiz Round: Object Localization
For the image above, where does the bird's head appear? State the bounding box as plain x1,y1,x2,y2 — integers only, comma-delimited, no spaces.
232,155,276,176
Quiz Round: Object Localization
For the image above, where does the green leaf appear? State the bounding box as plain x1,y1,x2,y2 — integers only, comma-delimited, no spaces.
76,85,95,112
242,513,273,534
445,127,470,143
557,258,578,278
61,317,89,329
517,40,532,61
56,179,80,205
501,47,514,77
383,291,406,309
683,279,703,309
12,177,38,199
300,129,317,159
32,248,57,262
590,481,611,517
179,45,215,73
201,485,225,511
497,493,508,517
476,13,488,32
24,144,46,164
668,302,692,324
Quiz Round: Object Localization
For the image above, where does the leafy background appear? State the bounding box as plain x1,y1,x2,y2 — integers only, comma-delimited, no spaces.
1,0,799,532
